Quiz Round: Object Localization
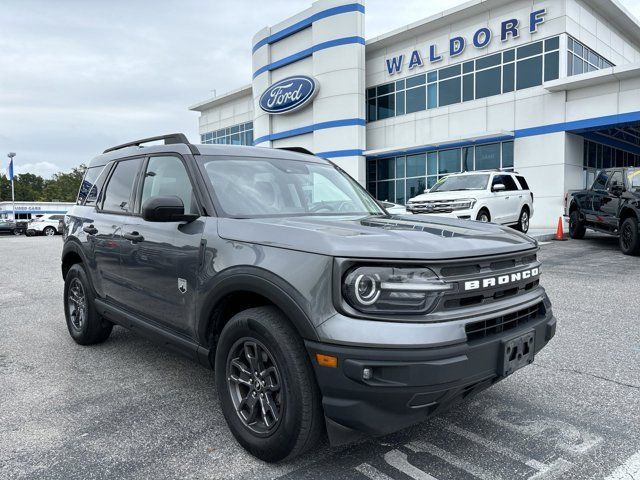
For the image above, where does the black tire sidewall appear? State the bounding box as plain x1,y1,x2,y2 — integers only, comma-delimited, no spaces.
215,309,313,462
518,209,529,233
620,217,640,255
44,227,55,236
63,264,110,344
569,211,585,239
476,209,490,222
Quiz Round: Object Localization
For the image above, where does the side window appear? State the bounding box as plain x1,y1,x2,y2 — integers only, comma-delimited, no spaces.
140,156,198,214
516,175,530,190
492,175,518,191
101,158,142,213
78,166,105,205
607,171,623,190
592,170,609,191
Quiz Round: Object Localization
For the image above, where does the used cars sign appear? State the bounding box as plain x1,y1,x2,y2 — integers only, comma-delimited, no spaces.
259,76,318,114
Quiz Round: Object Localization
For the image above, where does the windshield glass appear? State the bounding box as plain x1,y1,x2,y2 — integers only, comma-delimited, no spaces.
200,156,384,218
430,174,490,192
627,168,640,190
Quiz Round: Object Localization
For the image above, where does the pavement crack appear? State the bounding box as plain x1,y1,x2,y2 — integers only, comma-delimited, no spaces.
532,362,640,390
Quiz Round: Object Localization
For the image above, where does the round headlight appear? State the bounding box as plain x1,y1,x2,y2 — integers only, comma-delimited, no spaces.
354,273,381,305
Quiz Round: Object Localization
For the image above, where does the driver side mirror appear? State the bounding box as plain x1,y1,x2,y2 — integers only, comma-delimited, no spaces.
492,183,506,192
142,196,199,223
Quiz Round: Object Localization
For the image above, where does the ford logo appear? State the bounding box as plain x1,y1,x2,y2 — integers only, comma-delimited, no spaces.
259,76,318,114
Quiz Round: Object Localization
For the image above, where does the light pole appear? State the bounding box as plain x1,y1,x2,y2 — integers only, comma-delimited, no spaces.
7,152,16,221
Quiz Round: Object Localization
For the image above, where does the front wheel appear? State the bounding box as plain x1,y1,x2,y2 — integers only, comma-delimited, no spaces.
619,217,640,256
215,306,324,462
12,229,20,236
517,208,530,233
476,209,490,223
43,226,56,236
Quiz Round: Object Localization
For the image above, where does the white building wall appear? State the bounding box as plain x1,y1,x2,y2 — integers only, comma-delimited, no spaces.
197,90,254,138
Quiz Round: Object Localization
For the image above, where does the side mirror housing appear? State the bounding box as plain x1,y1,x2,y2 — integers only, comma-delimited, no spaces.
611,184,624,196
141,196,198,223
492,183,506,192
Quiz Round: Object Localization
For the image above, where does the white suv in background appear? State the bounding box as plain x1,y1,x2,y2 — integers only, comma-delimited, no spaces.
26,214,65,236
406,171,534,233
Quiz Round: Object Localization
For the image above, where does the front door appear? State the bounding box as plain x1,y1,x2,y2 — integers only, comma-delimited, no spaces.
588,170,612,226
599,170,624,230
119,155,204,335
490,174,513,223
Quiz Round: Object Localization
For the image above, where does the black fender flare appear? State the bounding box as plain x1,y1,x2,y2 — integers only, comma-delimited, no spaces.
61,238,88,279
196,266,320,346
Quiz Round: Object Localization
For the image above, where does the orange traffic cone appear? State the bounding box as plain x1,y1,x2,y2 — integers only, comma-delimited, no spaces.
554,216,567,241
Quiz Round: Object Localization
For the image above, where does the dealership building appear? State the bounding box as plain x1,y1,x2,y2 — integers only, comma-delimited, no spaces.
189,0,640,228
0,201,74,221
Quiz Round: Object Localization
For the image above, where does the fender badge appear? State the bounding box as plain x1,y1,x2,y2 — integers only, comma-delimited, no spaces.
178,278,187,294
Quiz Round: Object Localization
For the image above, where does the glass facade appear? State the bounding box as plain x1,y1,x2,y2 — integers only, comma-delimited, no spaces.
367,37,560,122
201,122,254,145
583,139,640,188
568,36,614,76
367,141,514,204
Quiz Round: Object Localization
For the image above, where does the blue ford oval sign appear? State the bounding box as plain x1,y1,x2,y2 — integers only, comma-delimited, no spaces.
259,76,318,114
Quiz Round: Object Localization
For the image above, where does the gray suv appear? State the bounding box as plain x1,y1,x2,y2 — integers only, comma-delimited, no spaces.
62,134,556,462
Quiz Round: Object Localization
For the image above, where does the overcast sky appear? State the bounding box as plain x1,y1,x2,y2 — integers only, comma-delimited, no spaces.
1,0,639,178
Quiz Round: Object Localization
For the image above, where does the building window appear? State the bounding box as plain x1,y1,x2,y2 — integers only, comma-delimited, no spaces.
568,37,614,76
201,122,254,145
366,141,514,203
582,139,640,188
367,37,560,122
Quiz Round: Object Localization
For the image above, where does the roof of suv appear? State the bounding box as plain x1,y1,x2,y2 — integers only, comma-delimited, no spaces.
89,134,328,169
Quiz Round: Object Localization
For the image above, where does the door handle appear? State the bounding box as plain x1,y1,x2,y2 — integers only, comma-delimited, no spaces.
123,231,144,243
83,225,98,235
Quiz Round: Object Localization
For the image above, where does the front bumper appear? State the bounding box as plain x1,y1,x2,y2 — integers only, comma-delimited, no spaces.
306,304,555,443
407,206,475,220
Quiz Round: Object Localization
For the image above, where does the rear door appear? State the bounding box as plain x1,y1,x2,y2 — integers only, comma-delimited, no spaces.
91,157,144,303
586,170,611,225
119,154,204,335
600,170,624,230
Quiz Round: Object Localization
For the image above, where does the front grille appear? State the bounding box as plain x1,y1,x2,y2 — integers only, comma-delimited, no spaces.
465,303,543,342
408,199,471,213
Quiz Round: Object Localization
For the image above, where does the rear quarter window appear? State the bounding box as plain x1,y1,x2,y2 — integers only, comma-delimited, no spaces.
78,164,111,207
516,176,530,190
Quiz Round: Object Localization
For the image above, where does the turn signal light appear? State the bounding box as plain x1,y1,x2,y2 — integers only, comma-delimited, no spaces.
315,353,338,368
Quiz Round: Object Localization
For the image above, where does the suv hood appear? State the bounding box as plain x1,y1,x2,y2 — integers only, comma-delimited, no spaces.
409,190,487,202
218,214,536,260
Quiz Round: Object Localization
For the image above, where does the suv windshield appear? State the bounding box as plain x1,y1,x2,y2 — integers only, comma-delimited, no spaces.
430,174,490,193
627,168,640,190
200,156,384,218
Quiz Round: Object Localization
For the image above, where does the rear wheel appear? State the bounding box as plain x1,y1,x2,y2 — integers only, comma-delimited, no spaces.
619,217,640,256
12,229,20,236
64,264,113,345
516,208,530,233
43,226,56,236
569,211,586,239
476,209,490,223
215,306,323,462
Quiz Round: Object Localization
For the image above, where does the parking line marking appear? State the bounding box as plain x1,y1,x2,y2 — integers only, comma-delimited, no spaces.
383,449,439,480
406,440,497,480
436,419,575,478
355,462,396,480
604,451,640,480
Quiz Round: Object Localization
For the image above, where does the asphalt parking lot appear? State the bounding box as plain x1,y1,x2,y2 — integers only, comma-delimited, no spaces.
1,233,639,480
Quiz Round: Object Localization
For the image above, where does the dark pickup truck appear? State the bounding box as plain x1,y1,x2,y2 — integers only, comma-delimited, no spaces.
568,167,640,255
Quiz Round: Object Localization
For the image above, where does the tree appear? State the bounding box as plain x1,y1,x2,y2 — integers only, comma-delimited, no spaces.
0,165,86,203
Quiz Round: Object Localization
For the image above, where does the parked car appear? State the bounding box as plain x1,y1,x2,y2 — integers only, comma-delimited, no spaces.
26,214,66,236
567,167,640,255
406,171,534,233
0,219,21,235
62,134,555,462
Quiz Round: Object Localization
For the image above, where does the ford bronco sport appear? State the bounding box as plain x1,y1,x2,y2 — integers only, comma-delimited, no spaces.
62,134,556,462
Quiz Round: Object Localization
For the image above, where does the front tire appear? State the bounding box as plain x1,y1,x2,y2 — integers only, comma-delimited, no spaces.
619,217,640,256
64,264,113,345
569,211,586,239
517,208,530,233
215,306,324,462
476,209,490,223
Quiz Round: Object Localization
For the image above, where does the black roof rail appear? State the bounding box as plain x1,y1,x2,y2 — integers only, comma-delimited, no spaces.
276,146,315,156
103,133,200,155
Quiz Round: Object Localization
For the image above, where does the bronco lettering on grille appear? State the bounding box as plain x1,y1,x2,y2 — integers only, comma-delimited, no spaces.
464,267,539,291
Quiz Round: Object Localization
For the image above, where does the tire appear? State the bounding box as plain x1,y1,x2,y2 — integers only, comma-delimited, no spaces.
569,211,586,239
43,226,56,236
215,306,324,462
516,208,530,233
12,229,20,236
619,217,640,256
63,264,113,345
476,209,491,223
